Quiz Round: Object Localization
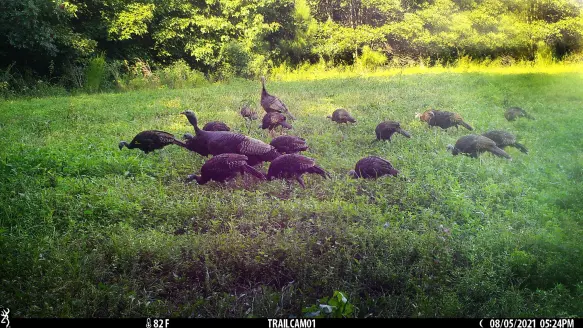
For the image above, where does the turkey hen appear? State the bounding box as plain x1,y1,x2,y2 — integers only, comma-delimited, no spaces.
185,153,266,185
261,112,292,137
349,156,399,179
482,130,528,154
447,135,512,160
181,110,281,166
240,103,258,121
327,108,356,124
260,76,296,120
270,135,309,154
375,121,411,141
417,109,473,130
505,107,535,121
183,133,210,157
119,130,185,154
267,154,330,188
203,121,231,132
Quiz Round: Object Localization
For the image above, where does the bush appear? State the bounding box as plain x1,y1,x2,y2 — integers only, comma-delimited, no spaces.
85,53,107,93
357,46,387,70
157,60,208,89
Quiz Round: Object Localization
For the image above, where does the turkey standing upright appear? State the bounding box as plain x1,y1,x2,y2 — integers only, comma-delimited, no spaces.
260,76,296,120
181,110,280,166
119,130,186,154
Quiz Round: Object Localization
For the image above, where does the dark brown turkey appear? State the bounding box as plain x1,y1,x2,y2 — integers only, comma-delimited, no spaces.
203,121,231,132
375,121,411,141
260,76,296,120
270,135,309,154
261,112,292,137
482,130,528,154
119,130,185,154
185,153,266,185
349,156,399,179
327,108,356,124
183,133,210,157
181,110,281,166
266,154,330,188
417,109,473,130
447,135,512,160
505,107,535,121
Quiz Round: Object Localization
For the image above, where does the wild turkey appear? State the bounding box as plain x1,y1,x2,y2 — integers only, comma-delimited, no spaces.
260,112,292,137
260,76,296,120
240,103,258,121
185,153,266,185
375,121,411,141
181,110,281,166
505,107,535,121
203,121,231,132
327,108,356,124
447,134,512,160
482,130,528,154
119,130,185,154
349,156,399,179
183,133,210,157
416,109,473,130
270,135,309,154
266,154,330,188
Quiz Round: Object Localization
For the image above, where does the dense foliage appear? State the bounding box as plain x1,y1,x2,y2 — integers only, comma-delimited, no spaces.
1,0,582,95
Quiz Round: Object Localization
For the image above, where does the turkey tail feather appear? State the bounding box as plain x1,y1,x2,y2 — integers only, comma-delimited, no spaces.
489,146,512,159
513,143,529,154
243,165,267,180
460,121,473,131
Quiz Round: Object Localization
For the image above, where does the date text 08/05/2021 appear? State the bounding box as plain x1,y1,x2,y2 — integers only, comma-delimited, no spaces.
486,318,575,328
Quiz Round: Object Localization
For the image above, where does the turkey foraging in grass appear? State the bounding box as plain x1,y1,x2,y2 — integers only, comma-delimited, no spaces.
203,121,231,132
482,130,528,154
447,134,512,160
270,135,309,154
260,112,292,137
185,153,266,185
260,76,296,120
374,121,411,141
266,154,330,188
416,109,473,130
240,103,258,121
119,130,185,154
181,110,280,166
505,107,535,121
349,156,399,179
327,108,356,124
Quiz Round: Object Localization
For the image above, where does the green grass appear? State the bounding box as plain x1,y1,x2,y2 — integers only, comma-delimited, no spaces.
1,69,582,318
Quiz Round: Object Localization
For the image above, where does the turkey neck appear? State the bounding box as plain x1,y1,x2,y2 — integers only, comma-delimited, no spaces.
261,79,268,97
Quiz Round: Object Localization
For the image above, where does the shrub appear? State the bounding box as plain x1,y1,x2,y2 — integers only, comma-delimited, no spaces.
85,53,107,93
157,60,208,89
357,46,387,70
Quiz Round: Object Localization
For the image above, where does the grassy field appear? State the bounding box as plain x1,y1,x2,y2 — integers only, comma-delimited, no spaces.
1,69,582,318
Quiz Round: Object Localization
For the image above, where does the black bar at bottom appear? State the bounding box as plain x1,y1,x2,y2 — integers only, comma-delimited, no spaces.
10,317,582,328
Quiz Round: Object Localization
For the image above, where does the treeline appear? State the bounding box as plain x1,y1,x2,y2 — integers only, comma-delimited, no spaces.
1,0,582,96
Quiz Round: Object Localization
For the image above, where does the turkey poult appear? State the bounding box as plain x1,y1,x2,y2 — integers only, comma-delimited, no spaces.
375,121,411,141
447,135,512,160
270,135,309,154
119,130,186,154
505,107,535,121
203,121,231,132
260,112,292,137
416,109,473,130
327,108,356,124
349,156,400,179
260,76,296,120
185,153,266,185
266,154,330,188
181,110,281,166
240,103,258,121
183,133,210,157
482,130,528,154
